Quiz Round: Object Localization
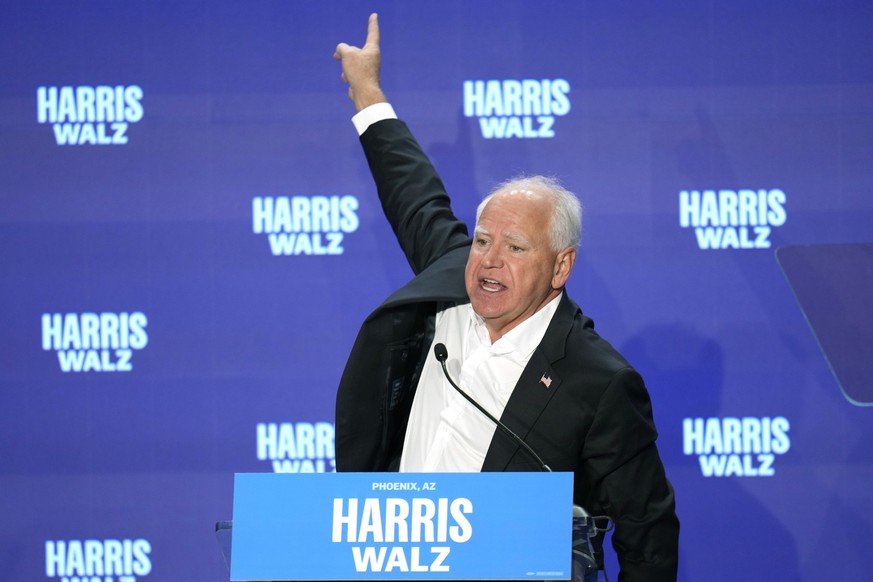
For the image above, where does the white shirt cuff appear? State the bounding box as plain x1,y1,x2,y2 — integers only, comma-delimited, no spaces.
352,102,397,136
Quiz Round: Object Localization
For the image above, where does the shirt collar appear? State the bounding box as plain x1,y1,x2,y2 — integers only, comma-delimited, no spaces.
469,292,563,362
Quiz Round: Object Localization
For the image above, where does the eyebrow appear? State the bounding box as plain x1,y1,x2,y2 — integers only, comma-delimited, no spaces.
474,226,531,244
504,232,529,243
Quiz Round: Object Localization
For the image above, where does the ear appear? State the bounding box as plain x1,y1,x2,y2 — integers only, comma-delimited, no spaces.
551,247,576,289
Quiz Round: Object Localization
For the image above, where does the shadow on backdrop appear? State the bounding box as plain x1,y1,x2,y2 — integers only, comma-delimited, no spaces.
623,324,802,582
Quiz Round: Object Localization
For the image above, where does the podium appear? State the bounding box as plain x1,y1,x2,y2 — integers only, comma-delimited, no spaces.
221,472,598,581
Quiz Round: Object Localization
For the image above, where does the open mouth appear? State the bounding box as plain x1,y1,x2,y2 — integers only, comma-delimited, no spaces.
480,278,505,292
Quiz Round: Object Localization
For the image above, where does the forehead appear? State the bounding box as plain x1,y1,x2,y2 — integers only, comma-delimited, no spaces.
478,188,553,235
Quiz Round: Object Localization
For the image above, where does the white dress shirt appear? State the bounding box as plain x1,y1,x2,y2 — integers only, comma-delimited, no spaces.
352,102,397,135
399,295,561,472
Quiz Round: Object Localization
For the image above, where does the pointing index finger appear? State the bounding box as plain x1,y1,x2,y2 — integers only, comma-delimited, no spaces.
365,13,380,48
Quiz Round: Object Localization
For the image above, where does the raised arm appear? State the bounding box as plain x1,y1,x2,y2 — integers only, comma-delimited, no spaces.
334,14,469,274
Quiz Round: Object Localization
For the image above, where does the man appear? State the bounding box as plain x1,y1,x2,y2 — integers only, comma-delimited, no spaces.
333,14,679,581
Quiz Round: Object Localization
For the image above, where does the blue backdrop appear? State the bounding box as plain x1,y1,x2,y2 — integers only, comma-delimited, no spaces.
2,1,871,581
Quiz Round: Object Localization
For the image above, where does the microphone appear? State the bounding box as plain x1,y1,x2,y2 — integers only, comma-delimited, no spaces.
433,342,551,472
434,344,610,579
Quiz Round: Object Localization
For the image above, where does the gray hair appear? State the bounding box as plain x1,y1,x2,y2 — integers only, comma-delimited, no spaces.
475,175,583,252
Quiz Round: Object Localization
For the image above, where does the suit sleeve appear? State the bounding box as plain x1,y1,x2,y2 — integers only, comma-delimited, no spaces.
583,368,680,581
360,118,470,275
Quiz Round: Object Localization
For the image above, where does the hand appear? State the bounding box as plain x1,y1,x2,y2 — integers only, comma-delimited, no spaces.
333,13,387,112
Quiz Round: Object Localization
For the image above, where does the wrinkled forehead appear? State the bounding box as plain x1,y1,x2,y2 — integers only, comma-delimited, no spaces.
476,188,554,236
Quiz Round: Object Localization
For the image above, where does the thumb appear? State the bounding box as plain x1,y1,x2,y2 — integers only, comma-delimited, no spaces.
333,42,350,61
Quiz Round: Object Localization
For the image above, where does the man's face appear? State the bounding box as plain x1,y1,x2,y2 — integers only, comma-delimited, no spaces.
464,188,575,342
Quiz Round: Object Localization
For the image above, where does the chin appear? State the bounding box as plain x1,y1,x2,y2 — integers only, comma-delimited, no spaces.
470,298,505,320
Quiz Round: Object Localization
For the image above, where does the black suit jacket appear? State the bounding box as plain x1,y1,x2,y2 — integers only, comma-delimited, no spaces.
336,118,679,581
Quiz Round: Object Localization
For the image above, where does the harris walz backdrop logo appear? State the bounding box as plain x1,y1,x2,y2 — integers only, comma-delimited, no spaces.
679,188,787,250
37,85,144,146
464,78,570,139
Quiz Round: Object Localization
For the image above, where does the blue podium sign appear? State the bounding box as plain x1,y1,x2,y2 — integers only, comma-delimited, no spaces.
231,472,573,581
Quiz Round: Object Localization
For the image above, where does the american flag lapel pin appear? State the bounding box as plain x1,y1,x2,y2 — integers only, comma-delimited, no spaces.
539,372,553,388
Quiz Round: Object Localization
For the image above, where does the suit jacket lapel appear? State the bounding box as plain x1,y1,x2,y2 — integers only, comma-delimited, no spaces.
481,293,578,471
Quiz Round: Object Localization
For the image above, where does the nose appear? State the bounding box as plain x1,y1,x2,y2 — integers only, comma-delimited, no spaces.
481,243,503,268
